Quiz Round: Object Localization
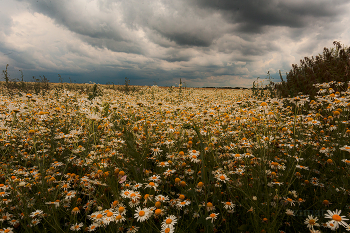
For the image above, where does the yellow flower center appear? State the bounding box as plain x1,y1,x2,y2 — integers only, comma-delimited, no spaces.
155,209,162,215
164,228,171,233
210,213,216,218
139,210,145,217
165,219,172,224
309,219,315,225
220,175,226,180
332,214,342,221
106,212,113,217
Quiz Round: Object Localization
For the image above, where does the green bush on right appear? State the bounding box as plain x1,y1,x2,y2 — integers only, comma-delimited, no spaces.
275,41,350,99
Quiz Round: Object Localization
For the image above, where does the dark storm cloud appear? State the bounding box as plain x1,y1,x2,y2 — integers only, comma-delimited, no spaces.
191,0,349,33
15,0,220,54
161,49,194,62
2,0,350,88
16,0,135,51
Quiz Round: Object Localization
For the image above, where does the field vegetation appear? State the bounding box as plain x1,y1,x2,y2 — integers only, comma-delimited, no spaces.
0,41,350,233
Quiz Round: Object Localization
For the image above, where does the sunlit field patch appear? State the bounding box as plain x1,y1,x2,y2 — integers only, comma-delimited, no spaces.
0,81,349,232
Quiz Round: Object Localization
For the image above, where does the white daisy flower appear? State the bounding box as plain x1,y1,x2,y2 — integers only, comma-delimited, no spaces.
304,215,320,229
134,207,151,222
324,209,349,229
206,213,219,223
162,215,177,228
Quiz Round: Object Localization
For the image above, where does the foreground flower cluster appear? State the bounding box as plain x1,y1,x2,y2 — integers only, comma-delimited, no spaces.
0,82,349,232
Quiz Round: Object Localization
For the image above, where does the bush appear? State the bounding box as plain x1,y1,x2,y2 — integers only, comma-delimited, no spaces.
275,41,350,99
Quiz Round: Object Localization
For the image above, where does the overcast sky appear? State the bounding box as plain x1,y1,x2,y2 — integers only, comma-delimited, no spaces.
1,0,350,87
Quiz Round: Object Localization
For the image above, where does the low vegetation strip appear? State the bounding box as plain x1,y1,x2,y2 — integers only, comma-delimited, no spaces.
0,81,349,233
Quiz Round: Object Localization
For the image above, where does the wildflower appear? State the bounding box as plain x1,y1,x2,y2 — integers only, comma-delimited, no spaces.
1,227,14,233
119,175,127,183
0,192,8,197
197,182,204,188
319,147,329,153
164,169,175,177
190,154,201,163
162,215,177,228
268,181,283,187
126,226,139,233
324,209,349,229
149,175,161,183
70,223,84,231
216,174,229,183
143,194,152,204
117,205,126,215
129,191,142,202
121,190,132,198
155,195,169,202
179,181,186,187
189,149,200,157
152,147,163,156
30,219,40,226
222,201,235,210
87,223,99,232
340,145,350,153
296,165,309,170
234,167,245,175
132,183,142,190
304,215,320,229
177,200,190,209
158,161,169,167
134,207,151,222
283,197,295,206
145,182,158,190
326,221,338,231
8,219,19,226
154,208,163,216
285,209,294,216
65,191,76,199
115,214,126,223
205,202,215,211
30,210,44,218
206,213,219,223
322,200,332,207
161,225,175,233
128,199,140,208
342,159,350,165
72,207,80,215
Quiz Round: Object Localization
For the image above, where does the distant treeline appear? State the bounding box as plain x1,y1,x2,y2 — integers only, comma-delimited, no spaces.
201,86,250,89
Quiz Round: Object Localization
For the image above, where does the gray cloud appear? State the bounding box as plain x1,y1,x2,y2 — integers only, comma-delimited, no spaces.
191,0,349,33
0,0,349,87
